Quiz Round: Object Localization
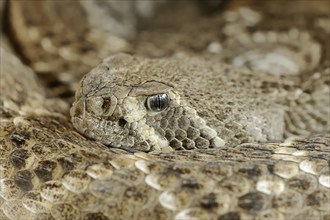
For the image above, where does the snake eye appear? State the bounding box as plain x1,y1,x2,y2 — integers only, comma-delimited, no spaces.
145,93,169,112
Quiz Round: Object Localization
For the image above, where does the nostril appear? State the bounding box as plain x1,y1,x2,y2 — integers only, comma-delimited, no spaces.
102,96,117,116
118,118,127,127
102,98,111,110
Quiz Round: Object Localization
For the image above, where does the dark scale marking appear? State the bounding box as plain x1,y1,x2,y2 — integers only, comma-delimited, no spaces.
236,164,267,178
83,212,110,220
9,149,30,169
200,193,218,209
238,192,268,213
34,160,58,182
57,157,75,172
14,169,34,191
287,174,317,193
181,178,201,190
8,129,31,148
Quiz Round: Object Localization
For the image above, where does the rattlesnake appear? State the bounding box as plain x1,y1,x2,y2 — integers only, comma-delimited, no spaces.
1,1,330,219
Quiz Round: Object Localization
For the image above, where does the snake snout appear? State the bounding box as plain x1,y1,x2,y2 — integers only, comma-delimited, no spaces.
70,98,86,133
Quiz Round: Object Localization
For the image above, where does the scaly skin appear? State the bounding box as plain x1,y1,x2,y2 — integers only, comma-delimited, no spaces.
1,41,329,220
1,0,330,219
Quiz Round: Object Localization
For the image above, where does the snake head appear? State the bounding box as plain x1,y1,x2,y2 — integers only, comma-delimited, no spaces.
70,54,225,152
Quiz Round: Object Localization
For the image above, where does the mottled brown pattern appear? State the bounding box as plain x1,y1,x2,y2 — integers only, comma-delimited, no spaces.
1,0,330,220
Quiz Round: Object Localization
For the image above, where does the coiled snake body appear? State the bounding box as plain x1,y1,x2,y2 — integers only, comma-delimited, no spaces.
1,1,330,219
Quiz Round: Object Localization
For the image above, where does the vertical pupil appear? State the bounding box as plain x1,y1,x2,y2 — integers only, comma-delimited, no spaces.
157,95,161,110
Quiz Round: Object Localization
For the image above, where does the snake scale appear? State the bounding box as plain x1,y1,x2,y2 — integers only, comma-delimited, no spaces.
1,0,330,219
